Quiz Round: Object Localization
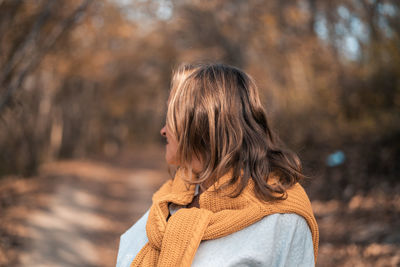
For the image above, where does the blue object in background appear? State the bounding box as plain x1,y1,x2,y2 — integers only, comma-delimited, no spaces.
326,150,346,167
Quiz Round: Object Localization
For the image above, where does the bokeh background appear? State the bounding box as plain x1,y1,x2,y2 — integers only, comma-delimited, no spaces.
0,0,399,266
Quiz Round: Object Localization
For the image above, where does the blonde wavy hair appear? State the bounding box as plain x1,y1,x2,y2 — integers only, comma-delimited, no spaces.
166,63,305,200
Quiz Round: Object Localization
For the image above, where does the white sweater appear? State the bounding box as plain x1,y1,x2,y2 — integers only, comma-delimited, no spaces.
116,207,315,267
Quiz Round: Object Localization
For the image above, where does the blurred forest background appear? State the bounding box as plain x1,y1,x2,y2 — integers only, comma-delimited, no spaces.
0,0,399,266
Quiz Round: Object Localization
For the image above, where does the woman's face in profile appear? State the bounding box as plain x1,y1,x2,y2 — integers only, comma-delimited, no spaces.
160,125,178,165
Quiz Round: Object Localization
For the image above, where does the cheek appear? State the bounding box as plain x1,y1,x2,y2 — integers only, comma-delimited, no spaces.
165,142,178,164
164,127,179,164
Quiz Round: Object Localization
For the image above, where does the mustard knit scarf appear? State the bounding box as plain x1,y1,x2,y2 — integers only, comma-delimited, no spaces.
131,169,319,267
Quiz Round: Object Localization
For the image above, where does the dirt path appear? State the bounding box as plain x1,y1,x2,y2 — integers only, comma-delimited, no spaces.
1,152,167,267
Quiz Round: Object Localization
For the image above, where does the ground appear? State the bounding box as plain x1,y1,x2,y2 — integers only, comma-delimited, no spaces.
0,149,399,266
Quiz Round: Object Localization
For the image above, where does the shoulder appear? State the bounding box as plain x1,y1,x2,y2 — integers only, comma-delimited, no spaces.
251,213,315,266
192,213,314,267
257,212,311,233
242,213,313,250
120,210,149,241
116,210,150,267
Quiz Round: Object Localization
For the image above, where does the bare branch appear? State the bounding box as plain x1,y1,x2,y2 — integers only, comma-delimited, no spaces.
0,0,93,113
0,0,55,87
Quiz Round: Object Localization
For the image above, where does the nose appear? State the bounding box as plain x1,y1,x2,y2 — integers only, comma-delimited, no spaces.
160,126,166,137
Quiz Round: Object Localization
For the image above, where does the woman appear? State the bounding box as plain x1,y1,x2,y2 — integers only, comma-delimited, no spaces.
117,63,319,267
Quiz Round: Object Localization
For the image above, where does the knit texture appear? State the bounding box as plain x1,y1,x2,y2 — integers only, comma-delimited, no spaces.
130,169,319,267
